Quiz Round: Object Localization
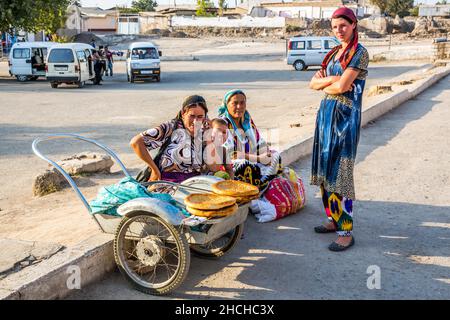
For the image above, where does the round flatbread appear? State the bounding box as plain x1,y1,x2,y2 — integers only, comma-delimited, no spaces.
186,204,238,218
212,180,259,197
184,193,236,210
236,194,260,204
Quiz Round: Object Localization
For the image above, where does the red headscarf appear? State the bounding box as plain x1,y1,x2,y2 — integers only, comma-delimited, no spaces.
321,7,359,72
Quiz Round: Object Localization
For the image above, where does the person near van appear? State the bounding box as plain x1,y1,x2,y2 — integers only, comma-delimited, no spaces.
218,89,282,190
92,50,103,85
105,46,113,76
130,95,211,183
309,7,369,252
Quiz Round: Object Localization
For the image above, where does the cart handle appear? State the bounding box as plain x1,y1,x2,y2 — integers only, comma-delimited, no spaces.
142,180,213,194
32,133,132,215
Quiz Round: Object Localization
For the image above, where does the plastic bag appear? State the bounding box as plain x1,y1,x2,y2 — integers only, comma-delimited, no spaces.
263,171,306,221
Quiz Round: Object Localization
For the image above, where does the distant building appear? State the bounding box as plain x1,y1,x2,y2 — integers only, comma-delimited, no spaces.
419,4,450,17
252,1,364,19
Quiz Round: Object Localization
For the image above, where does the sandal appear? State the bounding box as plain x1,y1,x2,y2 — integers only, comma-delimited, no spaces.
328,237,355,252
314,225,336,233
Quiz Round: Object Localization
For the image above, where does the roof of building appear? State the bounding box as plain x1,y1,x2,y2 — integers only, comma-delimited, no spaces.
79,7,117,17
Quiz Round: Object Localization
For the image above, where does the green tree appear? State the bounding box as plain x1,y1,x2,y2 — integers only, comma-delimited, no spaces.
218,0,227,16
131,0,158,12
116,5,139,14
386,0,414,17
0,0,70,34
196,0,214,17
370,0,388,14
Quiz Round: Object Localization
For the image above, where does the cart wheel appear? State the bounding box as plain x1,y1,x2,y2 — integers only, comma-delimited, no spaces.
190,223,244,259
114,211,190,295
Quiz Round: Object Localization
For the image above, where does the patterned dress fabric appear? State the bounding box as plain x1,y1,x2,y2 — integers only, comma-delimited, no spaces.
311,44,369,200
140,119,206,174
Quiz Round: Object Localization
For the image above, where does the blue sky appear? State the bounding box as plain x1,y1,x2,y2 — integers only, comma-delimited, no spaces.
80,0,441,10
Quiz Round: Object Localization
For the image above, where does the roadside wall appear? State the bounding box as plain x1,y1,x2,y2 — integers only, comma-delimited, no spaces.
171,16,286,28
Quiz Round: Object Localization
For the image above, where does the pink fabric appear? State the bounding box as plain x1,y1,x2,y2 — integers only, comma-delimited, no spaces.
263,177,306,220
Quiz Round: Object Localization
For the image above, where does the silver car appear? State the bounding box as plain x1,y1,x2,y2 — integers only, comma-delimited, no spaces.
286,36,340,71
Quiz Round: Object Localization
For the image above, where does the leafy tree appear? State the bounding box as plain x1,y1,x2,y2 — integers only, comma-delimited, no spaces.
196,0,214,17
0,0,70,34
218,0,227,16
116,5,139,14
370,0,388,14
387,0,414,17
131,0,158,12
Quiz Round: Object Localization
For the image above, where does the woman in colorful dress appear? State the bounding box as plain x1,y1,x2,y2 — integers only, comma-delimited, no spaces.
218,89,282,190
309,7,369,251
130,95,210,183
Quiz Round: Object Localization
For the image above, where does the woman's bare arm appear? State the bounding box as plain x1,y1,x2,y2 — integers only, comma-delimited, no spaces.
323,68,360,95
129,134,161,181
309,69,341,90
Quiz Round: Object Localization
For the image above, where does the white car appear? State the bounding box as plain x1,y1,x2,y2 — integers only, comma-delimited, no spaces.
46,43,95,88
126,42,161,83
286,36,340,71
8,41,57,82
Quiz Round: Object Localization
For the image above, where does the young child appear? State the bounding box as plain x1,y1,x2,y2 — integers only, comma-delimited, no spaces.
203,118,234,179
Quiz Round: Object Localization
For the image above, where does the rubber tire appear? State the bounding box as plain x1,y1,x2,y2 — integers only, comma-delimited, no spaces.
16,75,28,82
127,73,130,82
293,60,307,71
50,82,58,89
155,76,160,82
77,81,84,88
130,75,135,83
114,212,190,296
190,223,243,259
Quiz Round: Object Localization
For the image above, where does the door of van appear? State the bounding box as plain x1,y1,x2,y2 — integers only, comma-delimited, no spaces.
47,48,76,78
76,50,89,81
306,40,325,66
11,47,32,76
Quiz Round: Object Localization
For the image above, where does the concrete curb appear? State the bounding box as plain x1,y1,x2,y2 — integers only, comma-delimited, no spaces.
2,65,449,300
0,234,114,300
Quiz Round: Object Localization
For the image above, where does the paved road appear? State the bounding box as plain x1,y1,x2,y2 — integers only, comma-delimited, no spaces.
67,76,450,300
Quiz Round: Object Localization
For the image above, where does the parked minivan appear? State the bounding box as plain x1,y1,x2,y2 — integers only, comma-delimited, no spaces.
46,43,95,88
126,42,161,83
8,41,57,82
286,36,340,71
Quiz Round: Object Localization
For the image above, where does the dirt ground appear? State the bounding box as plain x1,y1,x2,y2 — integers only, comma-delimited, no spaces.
0,37,435,247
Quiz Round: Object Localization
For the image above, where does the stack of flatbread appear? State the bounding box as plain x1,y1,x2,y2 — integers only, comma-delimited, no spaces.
211,180,260,204
184,193,238,218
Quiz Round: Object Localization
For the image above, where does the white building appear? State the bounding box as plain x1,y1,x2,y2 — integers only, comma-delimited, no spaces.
419,4,450,17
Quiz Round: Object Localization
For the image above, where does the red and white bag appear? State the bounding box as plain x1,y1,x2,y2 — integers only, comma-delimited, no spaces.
263,170,306,221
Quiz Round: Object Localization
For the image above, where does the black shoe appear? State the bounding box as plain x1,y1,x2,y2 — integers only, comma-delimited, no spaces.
314,225,336,233
328,237,355,252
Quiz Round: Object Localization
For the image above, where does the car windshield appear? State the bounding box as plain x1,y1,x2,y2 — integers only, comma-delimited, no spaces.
48,49,74,63
131,47,158,60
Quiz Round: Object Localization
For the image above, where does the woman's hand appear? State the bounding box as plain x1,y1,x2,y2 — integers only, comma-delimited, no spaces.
314,69,326,79
148,167,161,182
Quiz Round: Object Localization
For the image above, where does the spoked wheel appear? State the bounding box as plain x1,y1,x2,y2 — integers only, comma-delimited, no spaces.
190,223,244,259
114,212,190,295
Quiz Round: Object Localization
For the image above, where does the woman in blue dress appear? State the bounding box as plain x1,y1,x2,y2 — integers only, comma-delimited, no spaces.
309,7,369,251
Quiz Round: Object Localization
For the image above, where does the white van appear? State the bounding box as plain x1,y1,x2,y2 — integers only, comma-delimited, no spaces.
126,42,161,83
286,36,340,71
46,43,95,88
8,41,57,82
